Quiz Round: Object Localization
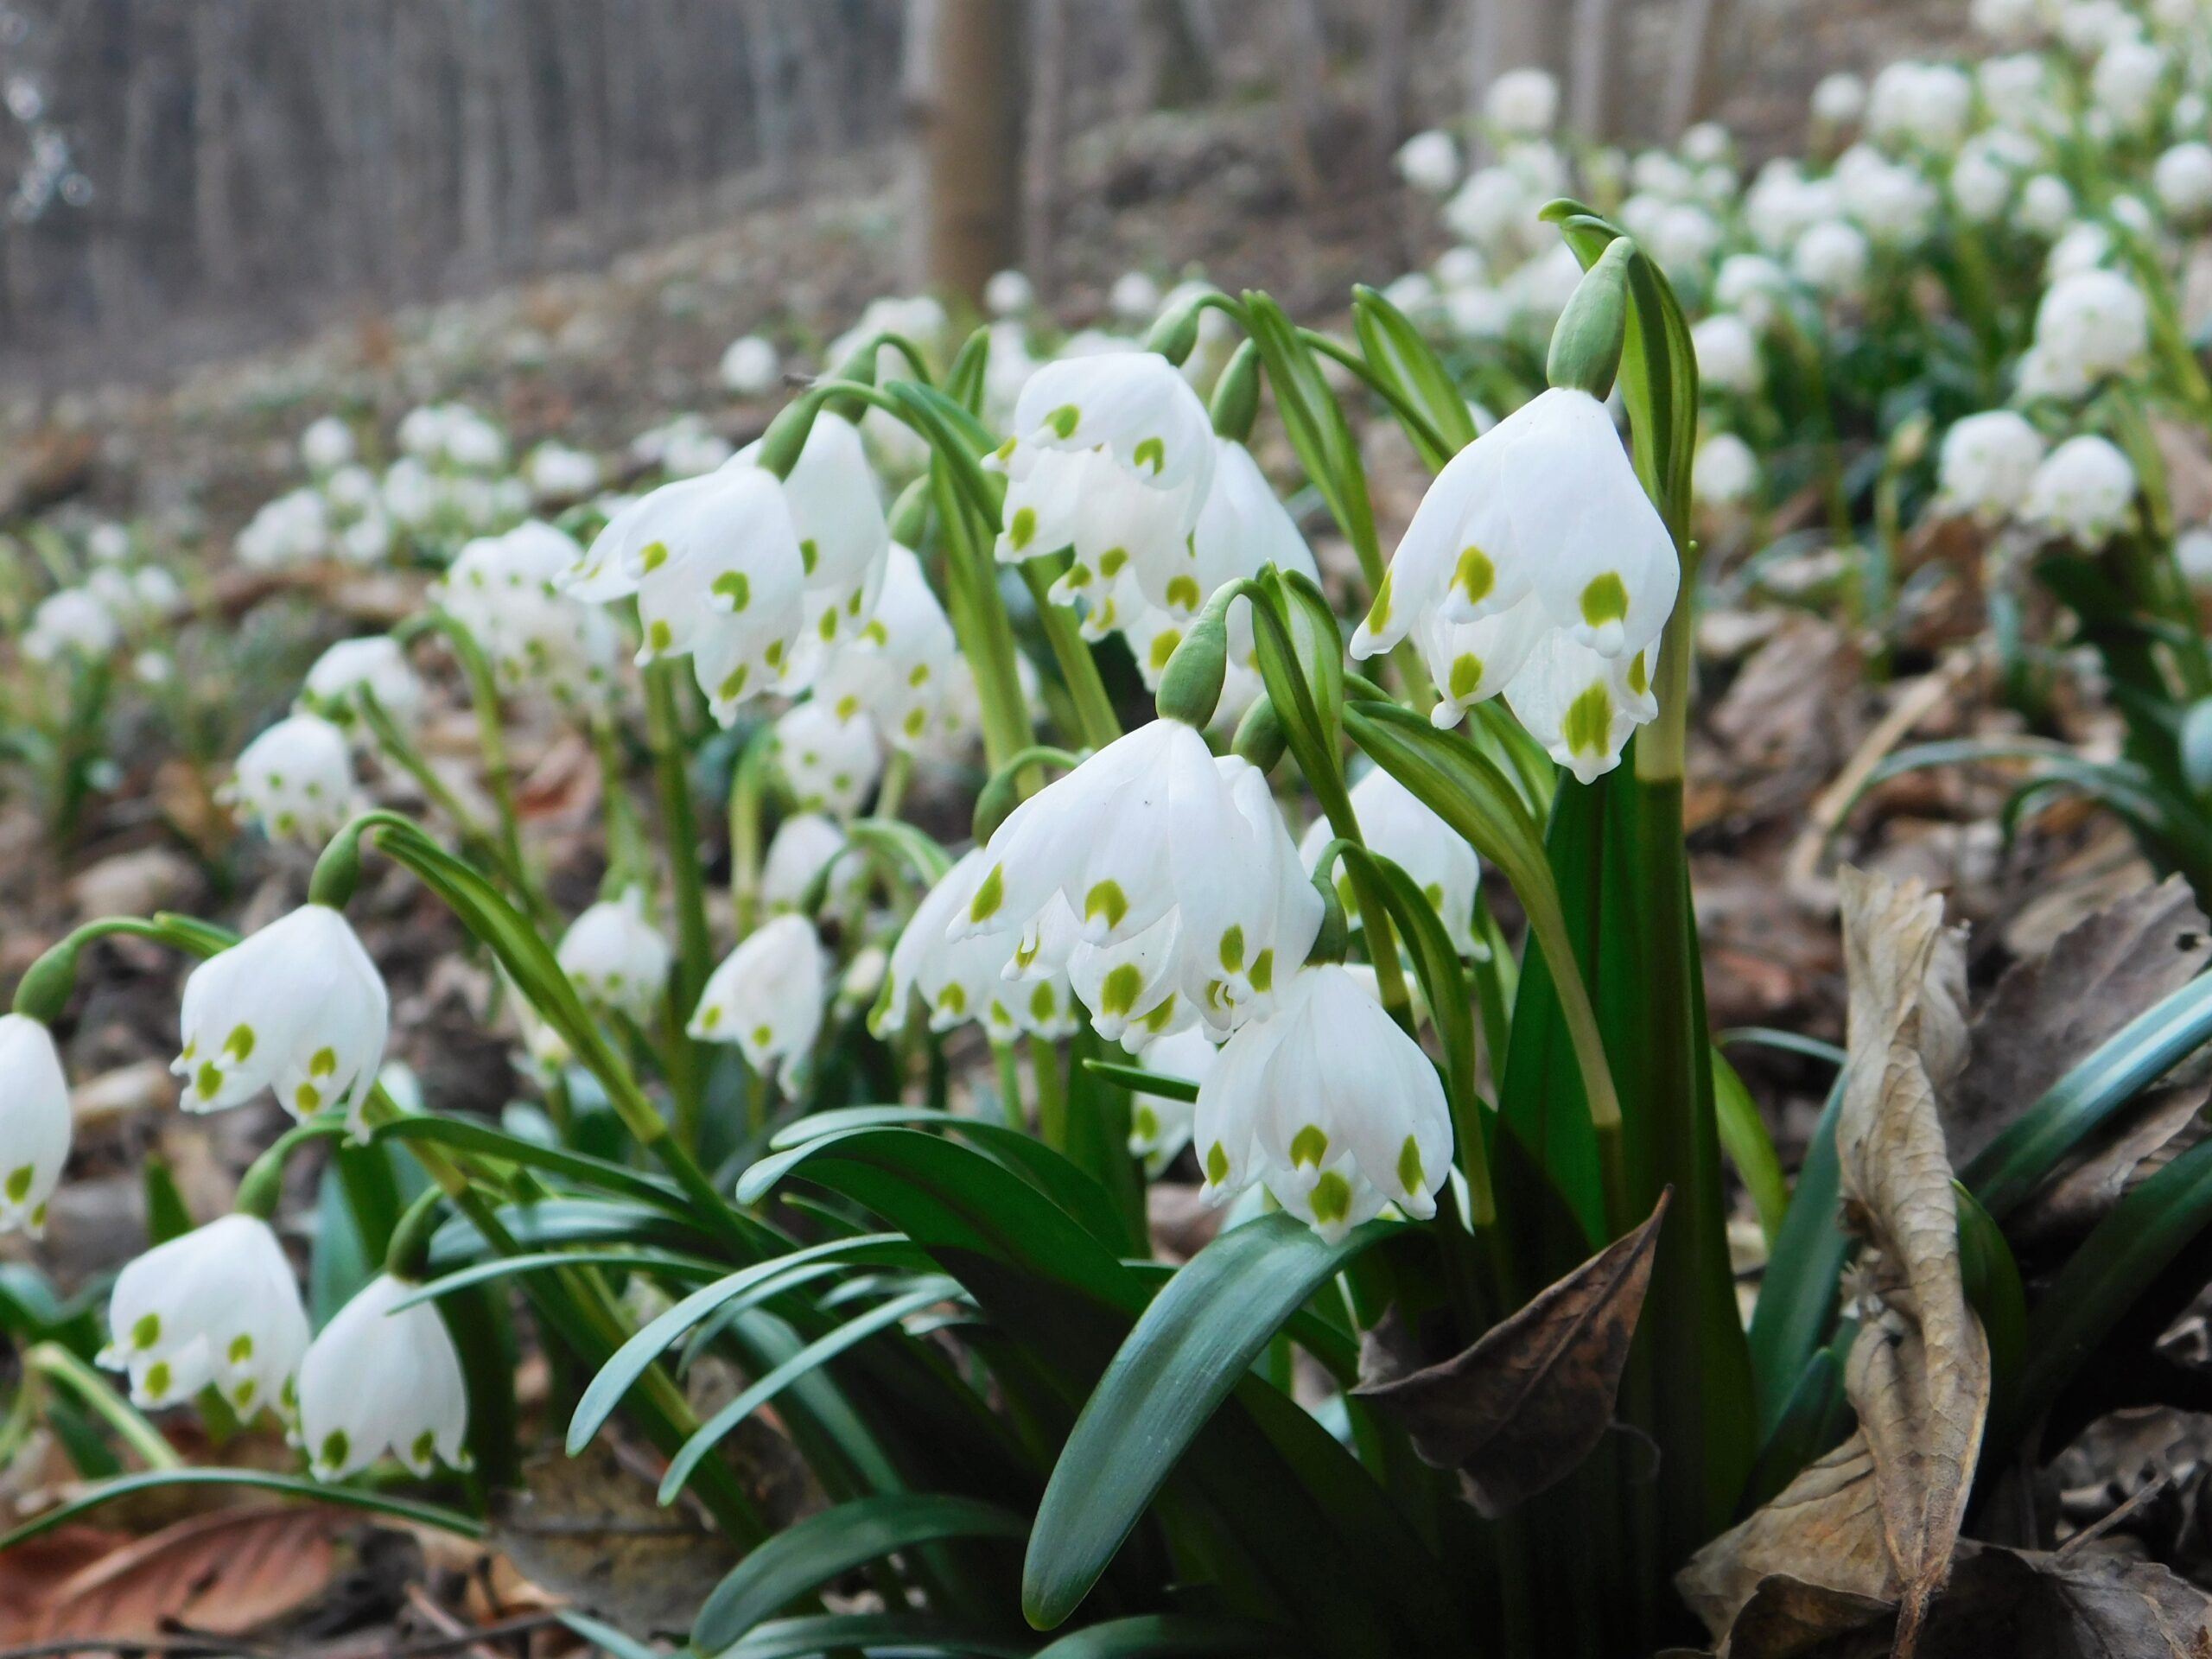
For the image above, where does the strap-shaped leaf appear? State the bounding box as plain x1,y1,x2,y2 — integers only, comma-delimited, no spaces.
391,1247,728,1311
693,1494,1027,1652
1023,1211,1392,1629
1747,1073,1848,1433
1241,290,1385,594
1350,283,1477,467
372,1114,692,1216
0,1467,482,1551
1033,1615,1284,1656
1712,1051,1789,1248
715,1613,1031,1659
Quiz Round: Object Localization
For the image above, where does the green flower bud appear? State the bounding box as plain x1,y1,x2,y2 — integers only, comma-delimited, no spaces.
1231,691,1287,772
1154,582,1239,728
10,938,79,1024
1546,237,1635,401
1210,340,1263,442
1145,296,1206,365
888,475,931,547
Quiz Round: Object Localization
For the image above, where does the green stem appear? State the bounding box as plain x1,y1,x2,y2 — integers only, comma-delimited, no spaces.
588,713,652,891
359,688,499,861
428,610,548,928
1017,562,1123,751
28,1343,181,1471
875,747,914,822
645,664,714,1007
994,1042,1027,1132
727,726,776,938
1030,1037,1067,1152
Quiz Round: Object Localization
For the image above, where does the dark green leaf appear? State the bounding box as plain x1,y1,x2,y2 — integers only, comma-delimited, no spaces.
0,1467,483,1551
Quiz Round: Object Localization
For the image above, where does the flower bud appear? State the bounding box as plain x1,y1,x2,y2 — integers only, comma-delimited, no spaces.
1209,340,1263,443
1154,582,1239,728
1544,237,1633,401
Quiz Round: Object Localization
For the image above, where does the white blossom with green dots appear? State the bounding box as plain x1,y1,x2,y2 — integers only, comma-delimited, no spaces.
735,410,891,652
774,698,885,820
296,1274,471,1480
174,904,389,1137
1301,766,1482,959
809,543,961,751
1193,963,1453,1242
0,1014,70,1238
878,849,1079,1045
1127,1026,1220,1179
689,913,828,1088
98,1215,308,1419
556,889,672,1026
226,713,359,845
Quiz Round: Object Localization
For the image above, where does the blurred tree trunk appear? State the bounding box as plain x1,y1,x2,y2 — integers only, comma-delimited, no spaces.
1663,0,1730,137
918,0,1024,308
1136,0,1214,110
1569,0,1624,141
192,0,240,293
1273,0,1326,207
457,0,501,277
1465,0,1565,156
741,1,796,194
1368,0,1408,175
1021,0,1066,298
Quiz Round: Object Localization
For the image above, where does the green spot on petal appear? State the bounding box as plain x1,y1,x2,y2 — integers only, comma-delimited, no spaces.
1084,880,1128,929
713,570,752,610
1096,547,1127,577
195,1061,224,1100
1398,1135,1425,1197
132,1313,161,1350
1047,404,1080,439
1449,653,1484,701
1135,1104,1160,1139
969,864,1005,923
1563,681,1613,758
1009,506,1038,550
752,1024,774,1048
412,1429,437,1467
321,1430,349,1471
1165,575,1200,611
1364,569,1395,635
3,1166,29,1204
229,1333,254,1364
223,1025,256,1063
1205,1141,1230,1185
310,1046,338,1077
1249,950,1274,993
1029,982,1058,1021
1580,571,1629,626
143,1360,171,1399
1147,629,1181,671
1629,651,1650,696
1288,1125,1328,1168
639,540,669,573
648,619,673,652
1133,436,1165,474
938,983,967,1017
799,539,819,576
1099,963,1143,1017
1310,1171,1352,1225
718,664,750,702
1453,545,1495,606
295,1083,320,1112
1218,925,1244,974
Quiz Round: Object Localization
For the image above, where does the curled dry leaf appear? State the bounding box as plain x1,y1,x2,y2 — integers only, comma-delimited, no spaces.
28,1505,340,1643
1682,869,1988,1658
1356,1188,1669,1518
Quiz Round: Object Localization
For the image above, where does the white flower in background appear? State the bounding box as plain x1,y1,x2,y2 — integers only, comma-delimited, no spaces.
992,353,1217,624
1192,435,1319,646
636,414,736,480
878,849,1080,1044
1395,129,1460,194
1443,164,1537,254
1381,271,1439,320
557,889,671,1024
1647,202,1725,276
2091,34,2167,130
2057,0,2134,56
1836,144,1938,245
1109,270,1162,322
1745,160,1839,252
87,521,132,563
1503,242,1589,328
440,521,618,709
300,416,355,474
2179,526,2212,589
302,636,423,728
1937,411,2046,520
689,913,827,1086
2173,92,2209,143
1811,72,1868,127
526,442,601,505
1973,0,2043,43
1193,963,1452,1241
0,1014,69,1237
236,487,332,569
1484,67,1558,136
735,409,891,654
21,587,118,663
2031,269,2149,395
2024,434,2137,544
98,1215,307,1416
2045,221,2114,283
565,464,807,720
1867,61,1973,154
2017,175,2075,238
1792,219,1872,298
760,812,866,914
1443,283,1513,340
228,714,356,844
442,407,509,473
175,904,389,1133
1127,1026,1219,1177
1977,52,2058,126
1301,767,1481,957
1713,254,1790,331
1433,245,1488,291
1948,130,2035,222
296,1274,470,1478
2155,142,2212,219
774,699,883,819
811,543,959,749
381,458,438,528
1693,433,1760,507
720,334,781,397
1681,122,1732,167
1692,313,1761,394
984,269,1036,316
956,718,1324,1041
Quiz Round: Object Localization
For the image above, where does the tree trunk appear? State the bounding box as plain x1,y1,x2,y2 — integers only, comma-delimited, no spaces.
1368,0,1408,177
192,0,240,295
1273,0,1326,207
1569,0,1624,141
1465,0,1565,156
1662,0,1730,137
1020,0,1065,298
919,0,1023,308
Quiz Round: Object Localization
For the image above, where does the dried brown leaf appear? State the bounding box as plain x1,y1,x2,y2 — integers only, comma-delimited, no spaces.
2009,1083,2210,1251
1949,874,2210,1166
1356,1190,1669,1517
0,1526,129,1643
1683,871,1987,1657
29,1505,340,1642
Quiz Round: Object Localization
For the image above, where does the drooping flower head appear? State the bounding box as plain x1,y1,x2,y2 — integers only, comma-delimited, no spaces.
689,913,827,1088
1127,1025,1221,1178
300,636,424,731
878,849,1080,1045
0,1014,70,1237
1193,964,1453,1241
227,714,358,845
175,905,389,1136
556,889,672,1025
437,521,620,709
99,1215,308,1418
296,1274,471,1478
1302,767,1483,958
1936,411,2046,522
810,543,960,750
773,699,884,820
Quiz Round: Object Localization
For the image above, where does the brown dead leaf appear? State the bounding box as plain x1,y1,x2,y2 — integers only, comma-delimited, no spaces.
29,1505,340,1642
1683,871,1987,1657
489,1439,737,1637
0,1526,130,1643
1357,1190,1669,1517
1949,874,2210,1166
2008,1083,2209,1252
1719,1573,1895,1658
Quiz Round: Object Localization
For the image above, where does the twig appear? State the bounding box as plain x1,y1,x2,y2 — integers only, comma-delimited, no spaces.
0,1637,282,1659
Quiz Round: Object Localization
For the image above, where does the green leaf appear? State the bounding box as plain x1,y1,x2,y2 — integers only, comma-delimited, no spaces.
1350,284,1477,467
1079,1059,1198,1103
568,1234,918,1453
389,1247,730,1310
1033,1615,1284,1656
694,1494,1027,1652
661,1281,963,1503
1967,971,2212,1220
1712,1051,1789,1248
1023,1212,1391,1630
554,1611,662,1659
427,1197,712,1265
372,1116,696,1217
142,1156,194,1244
715,1614,1032,1659
1953,1183,2025,1422
1748,1074,1849,1434
0,1467,483,1551
1242,291,1385,593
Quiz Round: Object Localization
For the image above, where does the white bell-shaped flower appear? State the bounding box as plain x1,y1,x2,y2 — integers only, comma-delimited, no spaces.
735,410,891,652
761,812,868,914
557,889,671,1024
688,913,827,1087
1303,767,1482,957
22,588,121,664
810,544,960,750
721,334,781,396
773,699,884,819
228,714,357,844
296,1274,470,1478
2031,270,2149,390
1193,964,1453,1241
437,522,619,709
1691,314,1761,395
1937,411,2046,521
565,466,808,721
879,850,1080,1043
1193,435,1319,650
301,636,423,730
955,719,1322,1039
175,905,388,1134
2024,435,2137,546
1126,1025,1220,1177
99,1214,308,1417
0,1014,70,1237
993,353,1217,620
1693,433,1760,507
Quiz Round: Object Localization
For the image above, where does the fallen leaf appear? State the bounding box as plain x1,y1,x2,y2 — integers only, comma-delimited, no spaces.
489,1438,738,1636
1719,1573,1894,1658
29,1505,340,1642
1356,1189,1669,1517
1949,874,2210,1165
1682,871,1987,1657
2008,1083,2209,1252
0,1526,129,1643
